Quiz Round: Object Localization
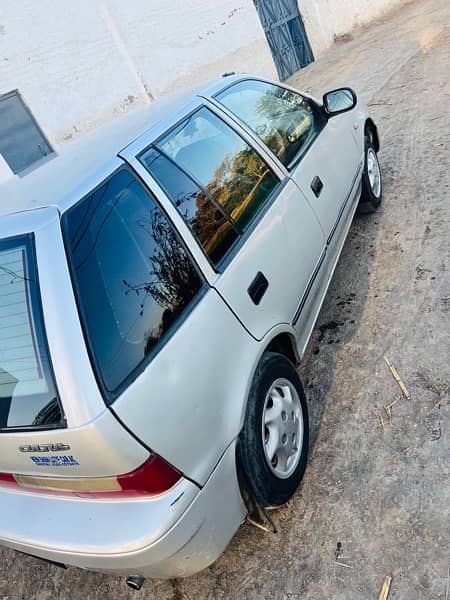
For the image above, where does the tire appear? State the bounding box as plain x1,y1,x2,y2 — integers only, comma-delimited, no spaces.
357,136,383,214
237,352,309,508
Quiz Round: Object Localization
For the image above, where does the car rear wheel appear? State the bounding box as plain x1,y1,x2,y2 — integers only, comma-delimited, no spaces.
237,352,309,508
357,137,383,214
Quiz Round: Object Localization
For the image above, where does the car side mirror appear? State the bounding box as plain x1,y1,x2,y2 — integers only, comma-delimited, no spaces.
323,88,357,116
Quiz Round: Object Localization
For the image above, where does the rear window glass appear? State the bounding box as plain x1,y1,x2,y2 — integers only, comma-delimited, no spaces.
0,235,63,430
63,168,203,400
155,108,279,233
139,147,239,266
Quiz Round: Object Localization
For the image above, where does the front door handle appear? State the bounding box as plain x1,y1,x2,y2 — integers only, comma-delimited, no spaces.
311,176,323,198
248,272,269,306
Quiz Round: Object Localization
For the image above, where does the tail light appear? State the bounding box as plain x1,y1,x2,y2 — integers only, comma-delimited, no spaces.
0,455,181,498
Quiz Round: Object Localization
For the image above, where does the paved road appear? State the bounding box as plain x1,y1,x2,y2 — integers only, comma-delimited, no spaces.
1,0,449,597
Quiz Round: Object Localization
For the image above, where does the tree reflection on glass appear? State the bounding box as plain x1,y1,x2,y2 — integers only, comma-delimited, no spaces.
122,208,201,356
201,141,279,234
64,169,202,394
139,147,238,265
144,108,279,250
217,80,323,167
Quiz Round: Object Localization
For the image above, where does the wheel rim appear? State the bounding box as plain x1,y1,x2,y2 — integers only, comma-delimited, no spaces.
367,148,381,198
262,378,304,479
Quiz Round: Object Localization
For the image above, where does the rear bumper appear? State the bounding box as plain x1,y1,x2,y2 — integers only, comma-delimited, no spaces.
0,442,246,578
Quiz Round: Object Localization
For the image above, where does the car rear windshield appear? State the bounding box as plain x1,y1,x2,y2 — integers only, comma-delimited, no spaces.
62,168,203,402
0,235,64,431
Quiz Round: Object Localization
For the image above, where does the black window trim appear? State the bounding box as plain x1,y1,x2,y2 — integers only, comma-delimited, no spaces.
62,165,208,405
0,233,66,433
138,104,285,274
212,77,327,173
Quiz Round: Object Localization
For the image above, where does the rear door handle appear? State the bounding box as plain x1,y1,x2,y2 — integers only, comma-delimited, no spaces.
248,272,269,306
311,176,323,198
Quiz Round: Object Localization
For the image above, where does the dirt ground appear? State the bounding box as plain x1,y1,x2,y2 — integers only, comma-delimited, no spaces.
1,0,449,598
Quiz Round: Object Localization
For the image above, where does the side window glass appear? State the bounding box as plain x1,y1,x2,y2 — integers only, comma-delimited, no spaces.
216,80,324,168
139,147,239,266
64,169,202,398
154,108,279,235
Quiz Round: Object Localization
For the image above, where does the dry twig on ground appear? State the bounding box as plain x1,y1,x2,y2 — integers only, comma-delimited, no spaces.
379,576,392,600
384,356,411,400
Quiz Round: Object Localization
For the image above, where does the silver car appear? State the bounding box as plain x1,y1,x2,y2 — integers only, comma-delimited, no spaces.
0,75,381,586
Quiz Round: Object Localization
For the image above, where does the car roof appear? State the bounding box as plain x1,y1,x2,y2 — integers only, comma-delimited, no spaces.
0,74,247,220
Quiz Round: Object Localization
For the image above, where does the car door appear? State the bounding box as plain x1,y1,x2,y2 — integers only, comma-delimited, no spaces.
134,104,325,341
290,110,362,243
215,78,361,244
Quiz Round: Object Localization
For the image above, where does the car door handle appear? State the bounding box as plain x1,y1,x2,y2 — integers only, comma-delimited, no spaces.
311,176,323,198
248,272,269,306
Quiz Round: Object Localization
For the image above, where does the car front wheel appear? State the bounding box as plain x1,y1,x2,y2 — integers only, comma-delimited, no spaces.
357,137,383,214
237,352,309,508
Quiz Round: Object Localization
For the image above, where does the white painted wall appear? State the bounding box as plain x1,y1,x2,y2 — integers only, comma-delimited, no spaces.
0,0,276,147
0,0,408,149
301,0,408,56
103,0,278,97
0,154,13,185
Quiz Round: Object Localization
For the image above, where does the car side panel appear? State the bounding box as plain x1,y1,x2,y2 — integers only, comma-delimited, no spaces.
291,133,364,350
293,175,363,355
290,110,361,241
120,97,325,345
212,178,325,341
112,288,262,486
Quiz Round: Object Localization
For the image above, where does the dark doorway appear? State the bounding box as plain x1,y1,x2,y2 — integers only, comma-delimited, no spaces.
254,0,314,81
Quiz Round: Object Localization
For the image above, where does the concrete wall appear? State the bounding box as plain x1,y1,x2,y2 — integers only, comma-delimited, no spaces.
0,0,408,153
301,0,408,57
0,0,276,148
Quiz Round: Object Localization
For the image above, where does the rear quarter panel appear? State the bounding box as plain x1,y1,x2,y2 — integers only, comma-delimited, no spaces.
112,288,262,486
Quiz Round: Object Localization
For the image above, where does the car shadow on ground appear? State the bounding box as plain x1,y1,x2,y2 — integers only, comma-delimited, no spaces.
300,207,384,450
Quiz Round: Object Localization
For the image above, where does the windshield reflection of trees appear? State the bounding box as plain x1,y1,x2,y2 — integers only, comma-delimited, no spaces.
123,209,201,357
